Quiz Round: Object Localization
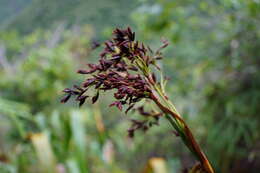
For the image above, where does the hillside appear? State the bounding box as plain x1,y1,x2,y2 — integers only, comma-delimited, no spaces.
3,0,138,35
0,0,31,25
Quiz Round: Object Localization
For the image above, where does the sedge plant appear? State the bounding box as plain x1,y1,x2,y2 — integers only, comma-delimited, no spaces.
61,27,214,173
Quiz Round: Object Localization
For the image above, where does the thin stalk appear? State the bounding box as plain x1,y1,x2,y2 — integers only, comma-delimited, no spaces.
150,92,214,173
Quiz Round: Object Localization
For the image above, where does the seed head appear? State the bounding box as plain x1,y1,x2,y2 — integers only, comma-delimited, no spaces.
61,27,168,137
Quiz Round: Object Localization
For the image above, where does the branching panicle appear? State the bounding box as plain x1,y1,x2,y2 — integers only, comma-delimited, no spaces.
61,27,165,113
61,27,214,173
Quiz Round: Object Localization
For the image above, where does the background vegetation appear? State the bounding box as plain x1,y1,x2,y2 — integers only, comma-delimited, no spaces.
0,0,259,173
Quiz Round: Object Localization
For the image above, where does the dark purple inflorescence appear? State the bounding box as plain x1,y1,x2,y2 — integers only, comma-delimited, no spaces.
61,27,167,137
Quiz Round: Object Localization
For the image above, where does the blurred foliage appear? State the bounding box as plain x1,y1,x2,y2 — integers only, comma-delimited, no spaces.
0,0,259,173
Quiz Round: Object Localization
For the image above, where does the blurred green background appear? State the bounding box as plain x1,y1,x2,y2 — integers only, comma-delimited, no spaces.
0,0,259,173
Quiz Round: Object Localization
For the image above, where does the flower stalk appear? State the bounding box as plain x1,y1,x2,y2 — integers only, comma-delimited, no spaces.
61,27,214,173
150,92,214,173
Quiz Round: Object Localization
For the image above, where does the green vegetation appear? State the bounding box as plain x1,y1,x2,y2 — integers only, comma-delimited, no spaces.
0,0,259,173
0,0,31,25
2,0,138,35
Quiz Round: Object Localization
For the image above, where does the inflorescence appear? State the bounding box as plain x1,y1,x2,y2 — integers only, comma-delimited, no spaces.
61,27,168,137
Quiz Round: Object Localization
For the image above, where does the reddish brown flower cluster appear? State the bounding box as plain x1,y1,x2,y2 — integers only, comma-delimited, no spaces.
128,106,163,137
61,27,166,137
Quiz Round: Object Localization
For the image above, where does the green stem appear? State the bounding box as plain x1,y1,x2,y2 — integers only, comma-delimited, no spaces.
150,92,214,173
165,114,198,159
